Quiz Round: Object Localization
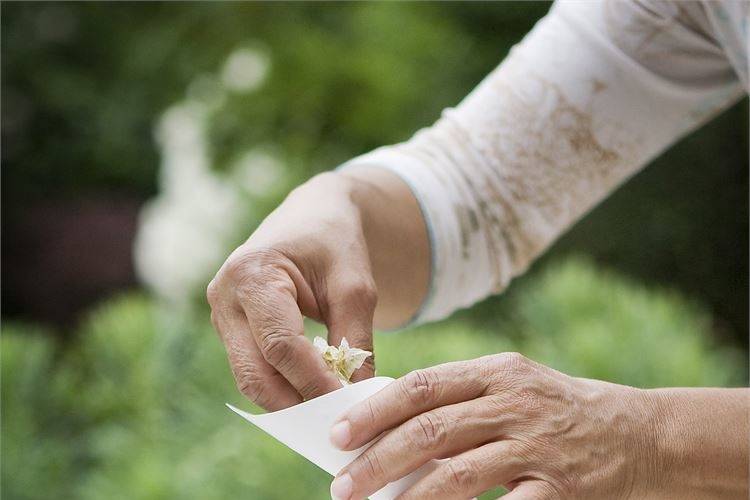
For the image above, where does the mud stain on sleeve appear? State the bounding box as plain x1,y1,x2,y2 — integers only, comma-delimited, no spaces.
389,58,639,297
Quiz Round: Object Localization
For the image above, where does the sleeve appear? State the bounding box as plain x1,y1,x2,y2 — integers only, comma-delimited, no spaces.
340,0,747,325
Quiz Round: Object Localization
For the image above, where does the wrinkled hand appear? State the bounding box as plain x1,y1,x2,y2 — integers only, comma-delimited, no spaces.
207,173,377,411
330,353,657,500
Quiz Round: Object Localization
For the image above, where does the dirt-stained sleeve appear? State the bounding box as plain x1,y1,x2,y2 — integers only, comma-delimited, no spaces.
340,0,746,325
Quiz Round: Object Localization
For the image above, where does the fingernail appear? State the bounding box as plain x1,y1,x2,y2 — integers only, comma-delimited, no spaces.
330,473,352,500
330,420,351,449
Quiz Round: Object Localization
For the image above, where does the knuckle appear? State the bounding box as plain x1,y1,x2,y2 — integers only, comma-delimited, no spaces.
226,247,289,283
232,256,295,307
444,458,479,492
411,412,447,450
236,281,289,315
402,369,440,407
364,399,378,426
340,278,378,311
259,330,296,369
486,353,539,394
492,352,532,375
295,377,327,399
509,439,539,467
234,366,265,403
206,279,221,307
237,378,264,403
223,254,249,280
234,280,263,305
240,255,274,282
501,351,528,367
359,450,386,481
535,483,559,500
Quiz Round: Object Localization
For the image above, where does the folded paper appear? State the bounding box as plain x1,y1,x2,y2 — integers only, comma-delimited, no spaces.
227,376,438,500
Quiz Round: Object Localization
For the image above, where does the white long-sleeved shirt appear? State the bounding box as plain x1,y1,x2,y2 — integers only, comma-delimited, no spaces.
341,0,748,325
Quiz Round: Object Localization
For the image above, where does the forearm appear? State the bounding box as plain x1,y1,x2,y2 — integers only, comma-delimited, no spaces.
338,167,429,329
338,1,744,326
645,388,749,498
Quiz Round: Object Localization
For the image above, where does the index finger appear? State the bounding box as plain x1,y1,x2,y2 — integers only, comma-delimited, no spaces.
213,306,302,411
331,359,492,450
238,276,343,401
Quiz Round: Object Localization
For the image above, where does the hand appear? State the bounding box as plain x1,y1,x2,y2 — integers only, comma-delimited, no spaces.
207,173,378,410
208,169,429,411
329,353,657,499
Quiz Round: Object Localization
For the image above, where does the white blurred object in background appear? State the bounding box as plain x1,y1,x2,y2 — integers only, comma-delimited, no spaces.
221,47,269,93
134,45,278,304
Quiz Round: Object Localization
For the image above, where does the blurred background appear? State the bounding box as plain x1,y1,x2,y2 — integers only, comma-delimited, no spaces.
2,2,748,499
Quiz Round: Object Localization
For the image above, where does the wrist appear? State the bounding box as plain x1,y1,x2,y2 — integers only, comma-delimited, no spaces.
574,379,666,499
635,388,749,499
592,384,669,499
300,170,384,229
338,165,430,328
625,388,676,499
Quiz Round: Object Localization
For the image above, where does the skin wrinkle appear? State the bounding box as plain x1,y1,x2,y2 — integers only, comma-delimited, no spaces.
336,354,696,499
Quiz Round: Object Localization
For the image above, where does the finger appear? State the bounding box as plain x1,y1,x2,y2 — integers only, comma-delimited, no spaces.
325,271,377,382
332,358,493,450
398,440,528,500
212,305,301,411
334,397,504,500
237,270,342,401
501,481,555,500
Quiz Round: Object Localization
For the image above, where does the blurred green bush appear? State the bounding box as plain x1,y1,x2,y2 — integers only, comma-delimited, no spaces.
2,257,743,500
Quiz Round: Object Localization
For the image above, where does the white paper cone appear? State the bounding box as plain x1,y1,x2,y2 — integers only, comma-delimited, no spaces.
227,376,438,500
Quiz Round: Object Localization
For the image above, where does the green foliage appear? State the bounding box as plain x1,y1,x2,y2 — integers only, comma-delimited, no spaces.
1,2,547,200
1,324,79,500
2,258,743,499
508,259,744,387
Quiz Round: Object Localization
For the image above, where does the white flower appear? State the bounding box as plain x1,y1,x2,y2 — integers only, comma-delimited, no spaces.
313,337,372,385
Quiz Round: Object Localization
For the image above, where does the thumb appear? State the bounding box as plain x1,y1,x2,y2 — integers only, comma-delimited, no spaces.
325,273,377,383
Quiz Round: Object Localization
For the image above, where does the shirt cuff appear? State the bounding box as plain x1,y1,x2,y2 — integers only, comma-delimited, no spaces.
338,145,498,326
